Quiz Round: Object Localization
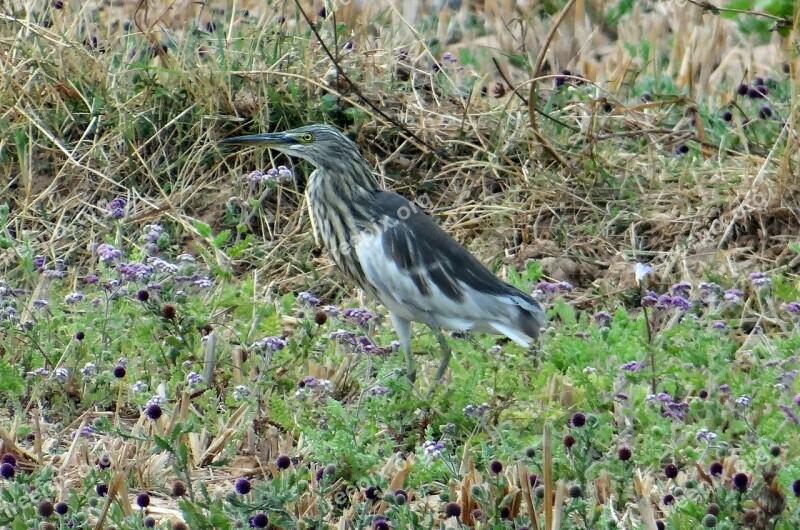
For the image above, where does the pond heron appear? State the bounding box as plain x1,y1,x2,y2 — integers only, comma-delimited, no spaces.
222,124,545,382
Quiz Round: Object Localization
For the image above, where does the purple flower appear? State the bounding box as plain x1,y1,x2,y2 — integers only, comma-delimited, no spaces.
536,281,557,294
84,274,99,284
657,392,672,403
423,440,444,457
107,197,127,219
97,243,121,263
593,311,612,327
793,394,800,407
711,320,726,330
356,336,380,353
723,289,743,304
245,170,265,185
778,370,797,387
670,281,691,297
343,307,377,326
620,360,643,372
699,282,721,296
778,404,799,424
275,165,293,181
748,272,771,288
669,295,691,311
556,281,573,292
329,329,357,344
719,384,730,392
297,291,321,306
250,336,287,353
33,255,45,270
641,291,659,307
147,257,178,273
442,52,457,63
119,262,154,281
783,302,800,315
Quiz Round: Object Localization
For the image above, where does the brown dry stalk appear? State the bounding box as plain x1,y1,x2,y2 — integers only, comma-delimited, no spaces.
527,0,578,177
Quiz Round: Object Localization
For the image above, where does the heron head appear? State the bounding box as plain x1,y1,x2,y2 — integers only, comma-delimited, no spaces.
221,124,355,168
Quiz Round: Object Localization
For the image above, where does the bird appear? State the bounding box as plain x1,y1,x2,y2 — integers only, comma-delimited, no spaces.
222,124,546,382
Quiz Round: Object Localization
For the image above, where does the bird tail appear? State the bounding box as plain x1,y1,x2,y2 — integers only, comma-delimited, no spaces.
500,295,546,346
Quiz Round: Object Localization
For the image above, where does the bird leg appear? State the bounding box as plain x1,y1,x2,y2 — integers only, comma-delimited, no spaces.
404,345,417,383
433,329,453,381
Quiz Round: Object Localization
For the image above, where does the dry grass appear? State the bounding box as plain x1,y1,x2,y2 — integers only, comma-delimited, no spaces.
1,0,798,301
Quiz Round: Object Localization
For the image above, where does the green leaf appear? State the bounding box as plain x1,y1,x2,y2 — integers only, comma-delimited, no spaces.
153,434,173,452
164,335,184,348
0,356,24,396
193,220,212,238
213,229,231,248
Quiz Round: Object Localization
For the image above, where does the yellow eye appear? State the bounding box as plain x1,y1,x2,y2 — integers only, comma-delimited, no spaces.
300,133,314,143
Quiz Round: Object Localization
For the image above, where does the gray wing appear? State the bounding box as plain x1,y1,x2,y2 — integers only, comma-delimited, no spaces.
354,191,545,343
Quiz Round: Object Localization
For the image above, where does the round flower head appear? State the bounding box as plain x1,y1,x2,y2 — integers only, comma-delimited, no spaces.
732,472,749,492
171,481,187,497
0,463,15,480
443,501,461,518
489,460,503,474
113,365,126,378
54,502,68,516
364,485,380,500
393,488,408,504
563,434,576,448
276,454,291,470
664,463,679,479
145,403,162,420
570,412,586,427
791,479,800,497
235,477,251,495
136,492,150,508
38,500,55,517
618,446,632,461
709,461,723,476
249,512,269,528
96,483,109,496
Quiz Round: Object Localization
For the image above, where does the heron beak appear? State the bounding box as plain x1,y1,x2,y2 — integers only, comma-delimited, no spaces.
220,132,297,146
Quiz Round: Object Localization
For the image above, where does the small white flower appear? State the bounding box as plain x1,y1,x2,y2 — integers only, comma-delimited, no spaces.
132,380,148,393
233,385,250,401
81,362,97,376
64,292,85,304
634,262,652,285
